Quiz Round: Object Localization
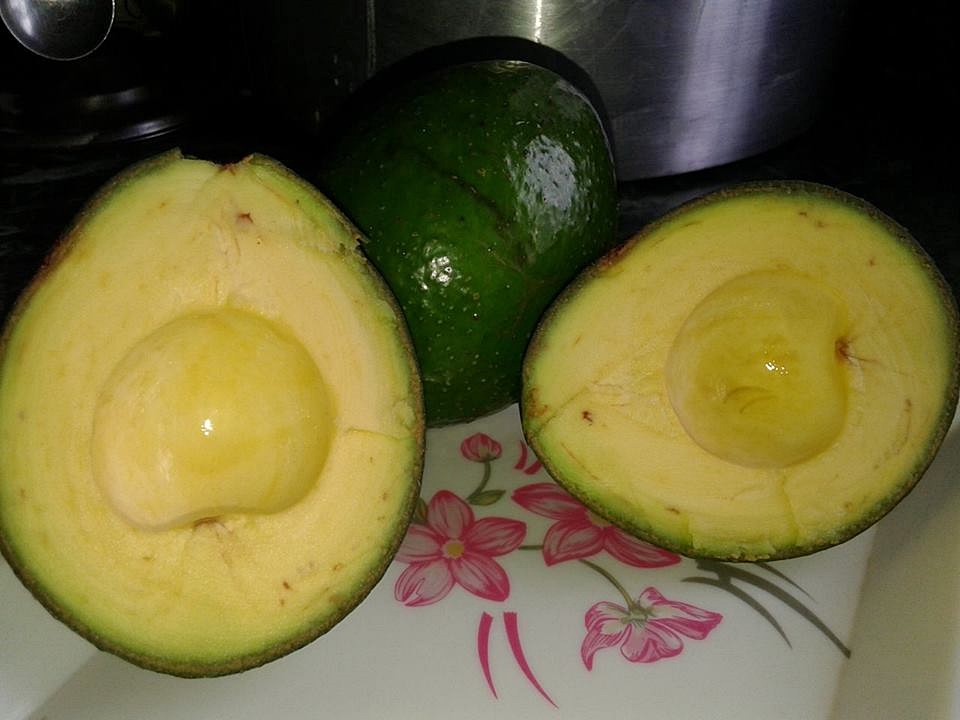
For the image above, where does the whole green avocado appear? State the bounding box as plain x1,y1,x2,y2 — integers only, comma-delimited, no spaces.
318,59,618,426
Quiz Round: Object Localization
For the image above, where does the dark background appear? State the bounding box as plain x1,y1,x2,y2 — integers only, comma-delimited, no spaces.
1,0,957,318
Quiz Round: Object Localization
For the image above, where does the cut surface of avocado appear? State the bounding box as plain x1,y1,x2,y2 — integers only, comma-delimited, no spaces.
521,182,959,561
0,151,424,676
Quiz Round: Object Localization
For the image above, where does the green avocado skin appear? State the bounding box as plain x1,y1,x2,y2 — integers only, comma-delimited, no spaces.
318,60,618,426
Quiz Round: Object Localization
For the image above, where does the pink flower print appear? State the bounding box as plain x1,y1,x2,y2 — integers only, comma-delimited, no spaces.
394,490,526,606
513,441,542,475
512,482,681,568
581,587,723,669
460,433,502,462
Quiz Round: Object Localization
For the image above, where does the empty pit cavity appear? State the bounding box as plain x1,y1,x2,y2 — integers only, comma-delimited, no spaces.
92,308,332,529
665,269,848,468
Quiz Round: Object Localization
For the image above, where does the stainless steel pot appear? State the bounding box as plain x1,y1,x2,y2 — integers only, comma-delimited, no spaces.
246,0,851,180
371,0,851,179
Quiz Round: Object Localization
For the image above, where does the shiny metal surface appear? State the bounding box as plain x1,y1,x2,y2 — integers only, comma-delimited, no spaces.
373,0,850,179
0,0,115,60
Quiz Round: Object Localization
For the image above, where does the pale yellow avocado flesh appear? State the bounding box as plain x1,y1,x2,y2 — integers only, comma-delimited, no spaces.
521,183,959,561
0,152,424,675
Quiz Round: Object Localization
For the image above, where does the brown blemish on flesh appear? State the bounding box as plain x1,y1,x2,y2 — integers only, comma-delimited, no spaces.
835,337,852,362
883,397,914,461
835,336,879,367
328,592,345,608
581,410,594,424
798,209,827,228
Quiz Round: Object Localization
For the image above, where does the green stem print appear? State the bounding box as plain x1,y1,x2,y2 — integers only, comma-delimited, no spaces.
468,459,504,505
684,559,851,657
578,558,635,607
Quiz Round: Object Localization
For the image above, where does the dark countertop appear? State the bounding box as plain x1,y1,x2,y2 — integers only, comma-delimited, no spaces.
2,1,957,318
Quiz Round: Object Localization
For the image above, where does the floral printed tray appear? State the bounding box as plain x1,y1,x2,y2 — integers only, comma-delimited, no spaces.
3,404,959,720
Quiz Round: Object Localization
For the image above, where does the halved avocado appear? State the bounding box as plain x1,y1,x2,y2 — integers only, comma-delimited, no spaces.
0,151,425,676
521,181,959,562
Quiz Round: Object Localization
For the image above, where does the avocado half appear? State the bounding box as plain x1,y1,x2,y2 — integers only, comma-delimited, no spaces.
521,181,959,562
0,151,425,676
319,59,619,426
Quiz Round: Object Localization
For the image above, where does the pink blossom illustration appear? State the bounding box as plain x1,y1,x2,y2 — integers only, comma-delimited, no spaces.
460,433,507,505
394,430,848,710
513,441,542,475
581,587,723,669
394,490,526,606
478,611,557,707
461,433,503,462
512,482,681,568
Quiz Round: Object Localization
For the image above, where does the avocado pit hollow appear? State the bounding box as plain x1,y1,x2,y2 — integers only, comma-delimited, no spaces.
92,307,333,530
665,268,849,468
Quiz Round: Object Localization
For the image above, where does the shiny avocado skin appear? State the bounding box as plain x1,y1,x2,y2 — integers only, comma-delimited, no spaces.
319,60,618,426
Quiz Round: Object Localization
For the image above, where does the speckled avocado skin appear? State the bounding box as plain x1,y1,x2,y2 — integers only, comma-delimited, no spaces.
318,60,618,426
